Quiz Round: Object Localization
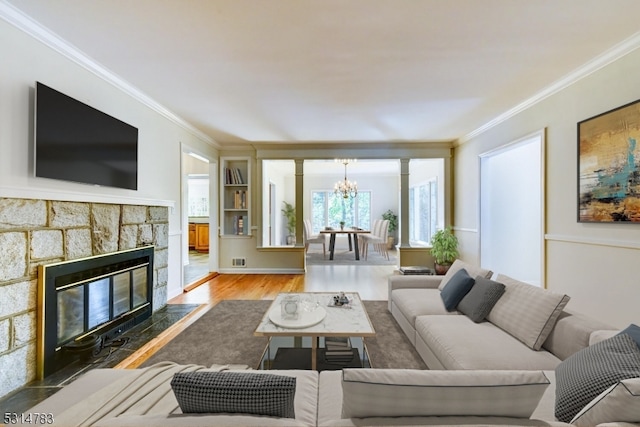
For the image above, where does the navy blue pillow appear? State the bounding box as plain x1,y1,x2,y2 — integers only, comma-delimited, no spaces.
618,324,640,350
440,268,475,311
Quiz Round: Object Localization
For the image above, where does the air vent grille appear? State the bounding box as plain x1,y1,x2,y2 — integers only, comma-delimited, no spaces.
232,258,246,267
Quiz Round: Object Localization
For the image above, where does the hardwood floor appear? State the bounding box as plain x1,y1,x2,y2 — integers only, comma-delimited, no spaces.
116,264,395,368
170,264,393,305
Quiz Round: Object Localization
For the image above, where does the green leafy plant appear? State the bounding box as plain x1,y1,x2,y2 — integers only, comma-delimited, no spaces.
430,226,459,265
381,210,398,233
281,201,296,236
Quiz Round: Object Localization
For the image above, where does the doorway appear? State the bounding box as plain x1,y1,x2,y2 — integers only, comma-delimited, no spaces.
181,147,217,289
479,130,545,286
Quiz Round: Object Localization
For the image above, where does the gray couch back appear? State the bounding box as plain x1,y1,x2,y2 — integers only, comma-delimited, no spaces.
542,310,614,360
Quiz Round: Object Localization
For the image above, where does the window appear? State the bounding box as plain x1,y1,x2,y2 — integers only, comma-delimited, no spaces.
409,179,438,245
408,158,444,246
311,191,371,233
187,175,209,217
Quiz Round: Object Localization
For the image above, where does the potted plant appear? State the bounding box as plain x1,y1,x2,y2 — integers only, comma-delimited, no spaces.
381,209,398,249
430,226,459,275
339,220,345,230
281,201,296,245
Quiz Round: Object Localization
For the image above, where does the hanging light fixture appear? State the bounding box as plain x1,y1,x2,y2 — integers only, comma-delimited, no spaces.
334,159,358,199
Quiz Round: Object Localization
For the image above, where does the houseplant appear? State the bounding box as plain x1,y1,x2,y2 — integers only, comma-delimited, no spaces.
281,201,296,245
381,209,398,249
430,226,459,275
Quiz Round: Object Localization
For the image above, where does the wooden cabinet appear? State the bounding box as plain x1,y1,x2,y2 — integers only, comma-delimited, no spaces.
195,223,209,252
220,157,250,236
188,223,196,249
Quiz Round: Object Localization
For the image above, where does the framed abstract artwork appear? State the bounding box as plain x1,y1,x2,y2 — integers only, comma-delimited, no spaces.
578,99,640,223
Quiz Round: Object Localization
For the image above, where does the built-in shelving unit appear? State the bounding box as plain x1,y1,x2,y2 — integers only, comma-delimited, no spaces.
220,157,250,236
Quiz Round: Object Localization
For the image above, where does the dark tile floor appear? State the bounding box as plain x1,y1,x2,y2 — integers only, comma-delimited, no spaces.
0,303,200,415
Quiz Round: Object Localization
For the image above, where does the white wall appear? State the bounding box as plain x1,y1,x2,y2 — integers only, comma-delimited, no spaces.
0,17,218,301
454,48,640,328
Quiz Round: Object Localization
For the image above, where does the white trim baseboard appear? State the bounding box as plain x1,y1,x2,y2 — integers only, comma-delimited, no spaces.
218,268,306,274
452,227,478,234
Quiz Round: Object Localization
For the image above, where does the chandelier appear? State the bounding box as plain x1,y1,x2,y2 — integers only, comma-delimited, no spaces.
334,159,358,199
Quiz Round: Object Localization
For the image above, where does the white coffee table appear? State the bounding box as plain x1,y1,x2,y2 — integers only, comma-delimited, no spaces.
254,292,376,370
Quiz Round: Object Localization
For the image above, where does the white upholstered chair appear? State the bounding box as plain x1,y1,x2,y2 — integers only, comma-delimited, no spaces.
360,219,382,260
376,219,390,260
303,219,326,258
361,219,390,260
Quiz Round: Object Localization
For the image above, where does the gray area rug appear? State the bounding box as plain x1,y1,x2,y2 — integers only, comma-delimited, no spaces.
362,300,427,369
306,248,397,266
141,299,426,370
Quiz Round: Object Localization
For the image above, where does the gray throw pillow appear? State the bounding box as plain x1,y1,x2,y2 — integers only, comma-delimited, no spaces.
555,333,640,423
439,268,475,311
171,371,296,418
457,276,506,322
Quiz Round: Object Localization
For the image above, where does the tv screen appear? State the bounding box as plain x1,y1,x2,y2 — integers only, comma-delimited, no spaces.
35,82,138,190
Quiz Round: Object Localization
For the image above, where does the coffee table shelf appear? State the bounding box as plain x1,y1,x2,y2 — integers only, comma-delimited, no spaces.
254,292,375,370
258,336,370,370
271,347,365,371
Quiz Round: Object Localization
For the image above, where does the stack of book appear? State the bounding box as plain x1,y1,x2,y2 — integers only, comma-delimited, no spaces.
224,167,244,184
233,215,247,235
399,266,433,275
233,190,247,209
324,337,354,362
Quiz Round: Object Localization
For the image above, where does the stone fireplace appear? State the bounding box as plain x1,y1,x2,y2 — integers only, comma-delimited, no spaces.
38,246,154,378
0,198,169,398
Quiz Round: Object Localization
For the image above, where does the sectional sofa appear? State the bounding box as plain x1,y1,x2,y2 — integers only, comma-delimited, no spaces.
18,260,640,426
388,260,614,370
23,362,571,426
23,360,640,426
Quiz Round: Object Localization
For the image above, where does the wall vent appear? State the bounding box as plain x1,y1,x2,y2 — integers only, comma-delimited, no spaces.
232,257,246,267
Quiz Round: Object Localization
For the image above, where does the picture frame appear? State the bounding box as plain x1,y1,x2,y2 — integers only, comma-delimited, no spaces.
577,99,640,223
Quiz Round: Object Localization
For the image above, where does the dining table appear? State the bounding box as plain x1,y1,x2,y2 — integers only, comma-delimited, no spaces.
319,227,371,260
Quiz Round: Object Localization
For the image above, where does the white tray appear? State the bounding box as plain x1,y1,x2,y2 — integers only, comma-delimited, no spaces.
268,306,327,329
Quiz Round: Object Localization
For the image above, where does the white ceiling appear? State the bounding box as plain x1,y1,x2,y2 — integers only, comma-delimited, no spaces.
5,0,640,148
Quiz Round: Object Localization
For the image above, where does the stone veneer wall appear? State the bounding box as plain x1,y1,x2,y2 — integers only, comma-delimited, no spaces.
0,198,169,399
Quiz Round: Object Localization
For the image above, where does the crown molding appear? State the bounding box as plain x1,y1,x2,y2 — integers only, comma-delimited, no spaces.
0,0,219,148
457,31,640,146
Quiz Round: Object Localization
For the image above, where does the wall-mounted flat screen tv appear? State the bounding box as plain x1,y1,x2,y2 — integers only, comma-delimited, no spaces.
34,82,138,190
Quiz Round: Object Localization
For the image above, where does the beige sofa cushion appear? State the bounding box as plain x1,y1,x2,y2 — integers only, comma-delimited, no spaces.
571,377,640,426
25,367,319,427
487,274,570,350
340,368,550,419
543,311,615,360
391,288,458,326
319,370,571,427
437,259,493,291
415,315,561,370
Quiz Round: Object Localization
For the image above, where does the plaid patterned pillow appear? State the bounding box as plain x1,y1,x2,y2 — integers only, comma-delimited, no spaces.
457,276,506,322
555,333,640,423
487,274,570,350
171,371,296,418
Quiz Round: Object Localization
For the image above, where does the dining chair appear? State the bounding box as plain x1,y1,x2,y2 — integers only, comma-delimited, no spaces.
360,219,382,260
303,219,326,258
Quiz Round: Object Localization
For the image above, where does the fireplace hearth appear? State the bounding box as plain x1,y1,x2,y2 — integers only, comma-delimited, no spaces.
37,246,154,378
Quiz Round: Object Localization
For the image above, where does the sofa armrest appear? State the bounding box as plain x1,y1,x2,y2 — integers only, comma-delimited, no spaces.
388,275,443,311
